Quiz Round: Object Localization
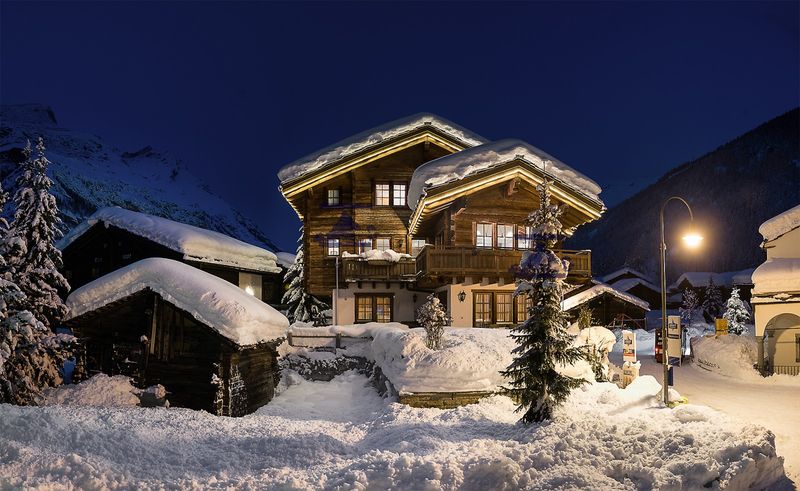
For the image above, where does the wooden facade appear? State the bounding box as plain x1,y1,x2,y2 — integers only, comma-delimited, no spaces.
67,289,280,416
61,223,283,306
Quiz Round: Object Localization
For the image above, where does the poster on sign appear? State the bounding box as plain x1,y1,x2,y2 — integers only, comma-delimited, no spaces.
622,330,637,363
667,315,682,365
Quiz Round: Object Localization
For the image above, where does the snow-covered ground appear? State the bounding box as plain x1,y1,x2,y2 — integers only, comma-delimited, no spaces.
0,366,787,489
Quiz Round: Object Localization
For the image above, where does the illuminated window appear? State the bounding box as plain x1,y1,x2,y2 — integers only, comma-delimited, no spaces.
356,296,373,322
375,296,392,322
355,295,392,322
518,225,533,250
327,188,340,206
515,294,532,323
327,238,340,256
474,292,492,327
375,183,390,206
358,238,373,254
476,223,493,248
392,183,407,207
411,239,427,255
238,272,263,300
495,292,512,323
376,238,391,252
497,224,514,249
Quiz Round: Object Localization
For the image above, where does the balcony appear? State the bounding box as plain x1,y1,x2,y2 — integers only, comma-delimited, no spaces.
340,246,591,284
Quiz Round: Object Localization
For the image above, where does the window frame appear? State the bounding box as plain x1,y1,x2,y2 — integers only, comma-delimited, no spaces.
476,222,494,249
358,238,374,254
392,183,407,207
354,293,394,323
494,292,513,324
497,224,514,250
411,239,427,255
374,182,391,207
375,237,391,252
326,187,341,207
517,225,533,250
326,238,341,256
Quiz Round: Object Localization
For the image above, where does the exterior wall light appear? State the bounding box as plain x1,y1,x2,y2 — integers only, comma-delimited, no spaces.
458,290,466,302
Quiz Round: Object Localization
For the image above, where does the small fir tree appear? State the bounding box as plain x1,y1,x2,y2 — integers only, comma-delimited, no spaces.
577,304,594,329
0,180,73,404
679,288,700,325
723,287,750,335
502,179,585,423
416,293,448,350
701,276,723,322
282,228,329,324
6,138,69,327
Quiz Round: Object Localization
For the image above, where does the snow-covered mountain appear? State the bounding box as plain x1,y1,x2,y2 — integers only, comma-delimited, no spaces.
0,104,279,252
568,108,800,279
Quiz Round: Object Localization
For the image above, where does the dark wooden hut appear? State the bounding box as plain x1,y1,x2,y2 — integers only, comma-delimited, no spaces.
563,280,650,329
64,258,288,416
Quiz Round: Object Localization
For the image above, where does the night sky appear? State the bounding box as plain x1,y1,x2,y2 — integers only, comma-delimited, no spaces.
2,1,798,252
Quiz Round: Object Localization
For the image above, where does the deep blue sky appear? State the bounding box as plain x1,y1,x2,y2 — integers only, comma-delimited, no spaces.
2,1,798,251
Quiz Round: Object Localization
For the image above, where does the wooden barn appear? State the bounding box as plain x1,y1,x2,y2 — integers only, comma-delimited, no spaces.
64,258,289,416
59,206,285,307
563,280,650,329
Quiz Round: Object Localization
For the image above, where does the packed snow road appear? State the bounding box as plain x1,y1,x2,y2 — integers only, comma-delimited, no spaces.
0,370,786,490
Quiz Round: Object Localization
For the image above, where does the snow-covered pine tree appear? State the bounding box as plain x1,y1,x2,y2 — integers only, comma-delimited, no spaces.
0,180,73,405
6,138,69,327
723,287,750,335
502,179,585,423
701,276,723,322
577,304,594,329
282,228,329,324
416,293,448,350
679,288,699,325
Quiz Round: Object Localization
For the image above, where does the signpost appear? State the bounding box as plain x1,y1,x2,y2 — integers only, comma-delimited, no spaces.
622,330,637,363
715,318,728,337
667,315,682,368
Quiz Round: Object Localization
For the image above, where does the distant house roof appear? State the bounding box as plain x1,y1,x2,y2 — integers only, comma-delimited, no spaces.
65,258,288,346
407,138,603,211
562,281,650,312
277,113,487,185
59,207,281,274
601,267,653,284
752,258,800,298
759,203,800,244
669,269,755,291
609,277,660,294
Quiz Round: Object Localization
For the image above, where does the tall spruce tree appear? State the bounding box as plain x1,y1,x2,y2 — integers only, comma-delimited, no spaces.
502,179,585,423
7,138,69,327
723,287,750,335
282,228,329,324
702,276,723,322
0,180,73,404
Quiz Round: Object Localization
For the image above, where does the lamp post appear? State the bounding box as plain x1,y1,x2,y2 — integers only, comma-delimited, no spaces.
659,196,703,405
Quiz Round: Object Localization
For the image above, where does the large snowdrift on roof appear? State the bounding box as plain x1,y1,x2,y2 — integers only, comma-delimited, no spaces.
759,203,800,243
752,258,800,296
65,258,288,346
562,282,650,312
59,207,280,273
407,139,603,209
609,277,659,293
277,113,487,184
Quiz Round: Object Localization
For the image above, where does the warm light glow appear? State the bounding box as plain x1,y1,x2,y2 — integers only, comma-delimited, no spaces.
682,231,703,248
245,285,255,296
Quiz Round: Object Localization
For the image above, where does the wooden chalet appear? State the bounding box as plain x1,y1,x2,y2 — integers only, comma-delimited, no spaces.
59,206,284,306
563,280,650,329
64,258,288,416
601,269,662,310
278,114,606,327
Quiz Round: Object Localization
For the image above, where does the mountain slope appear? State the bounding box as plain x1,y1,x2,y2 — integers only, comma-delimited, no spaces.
569,108,800,279
0,104,279,252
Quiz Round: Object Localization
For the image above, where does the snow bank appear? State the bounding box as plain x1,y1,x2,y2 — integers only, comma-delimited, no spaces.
759,203,800,243
288,321,409,339
691,335,800,385
65,258,288,346
752,258,800,296
277,113,487,184
0,370,786,489
408,138,603,210
59,206,280,273
43,374,168,407
372,327,515,393
562,281,650,312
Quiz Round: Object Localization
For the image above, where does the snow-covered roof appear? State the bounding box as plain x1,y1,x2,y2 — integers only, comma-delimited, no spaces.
65,258,288,346
59,207,280,274
752,258,800,296
562,282,650,312
669,269,755,291
277,113,487,184
275,251,297,269
609,277,660,294
407,139,603,210
759,203,800,243
601,267,653,284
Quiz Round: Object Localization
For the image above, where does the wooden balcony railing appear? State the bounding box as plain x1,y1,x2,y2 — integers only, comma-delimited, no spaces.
340,246,591,283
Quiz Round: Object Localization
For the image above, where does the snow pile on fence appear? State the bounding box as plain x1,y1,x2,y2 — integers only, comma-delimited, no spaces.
342,249,411,262
0,370,786,489
759,203,800,243
65,258,289,346
277,112,487,183
59,206,281,273
408,138,603,209
752,258,800,297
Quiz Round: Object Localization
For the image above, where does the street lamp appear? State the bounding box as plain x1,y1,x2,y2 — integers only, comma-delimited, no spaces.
659,197,703,405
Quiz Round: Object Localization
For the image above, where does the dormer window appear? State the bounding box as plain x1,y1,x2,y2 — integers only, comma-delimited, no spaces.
476,223,493,248
497,224,514,249
327,188,340,206
374,183,390,206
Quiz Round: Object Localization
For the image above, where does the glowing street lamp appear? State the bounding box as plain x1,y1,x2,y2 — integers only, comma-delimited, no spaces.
659,197,703,405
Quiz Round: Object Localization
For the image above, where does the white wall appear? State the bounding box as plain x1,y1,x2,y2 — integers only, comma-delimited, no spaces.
437,280,518,328
766,227,800,260
333,284,422,325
